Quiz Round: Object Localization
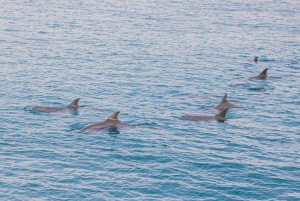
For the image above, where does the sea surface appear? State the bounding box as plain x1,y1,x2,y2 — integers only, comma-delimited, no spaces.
1,0,300,200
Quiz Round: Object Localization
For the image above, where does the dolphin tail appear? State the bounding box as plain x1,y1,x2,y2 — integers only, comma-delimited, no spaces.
254,56,258,63
68,98,80,108
220,94,228,103
216,108,229,118
259,68,268,76
108,111,120,120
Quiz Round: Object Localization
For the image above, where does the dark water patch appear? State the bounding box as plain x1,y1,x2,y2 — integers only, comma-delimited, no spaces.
248,87,267,92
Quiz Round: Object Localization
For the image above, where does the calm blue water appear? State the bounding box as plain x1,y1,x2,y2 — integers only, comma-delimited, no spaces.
1,0,300,200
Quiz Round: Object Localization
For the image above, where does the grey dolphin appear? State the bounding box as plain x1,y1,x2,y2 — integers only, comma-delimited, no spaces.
81,111,127,131
254,56,258,63
214,94,237,110
180,108,229,122
31,98,80,113
249,68,268,80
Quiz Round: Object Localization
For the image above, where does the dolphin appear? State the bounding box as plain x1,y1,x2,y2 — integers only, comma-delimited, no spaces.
249,68,268,80
180,108,229,122
31,98,80,113
254,56,258,63
214,94,237,110
81,111,127,131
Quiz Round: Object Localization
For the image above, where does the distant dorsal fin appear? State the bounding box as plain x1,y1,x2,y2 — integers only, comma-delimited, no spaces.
254,56,258,63
259,68,268,76
216,108,229,118
108,111,120,120
220,94,228,103
68,98,80,108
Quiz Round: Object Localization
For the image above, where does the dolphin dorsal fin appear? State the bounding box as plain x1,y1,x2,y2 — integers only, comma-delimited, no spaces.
68,98,80,108
220,94,228,103
108,111,120,120
254,56,258,63
259,68,268,76
216,108,229,118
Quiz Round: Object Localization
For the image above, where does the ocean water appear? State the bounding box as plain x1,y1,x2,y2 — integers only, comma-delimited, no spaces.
1,0,300,200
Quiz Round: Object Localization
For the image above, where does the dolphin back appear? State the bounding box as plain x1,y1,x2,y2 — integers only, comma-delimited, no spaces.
81,111,122,131
108,111,120,120
254,56,258,63
68,98,80,108
215,108,229,121
220,94,228,103
31,106,65,113
259,68,268,76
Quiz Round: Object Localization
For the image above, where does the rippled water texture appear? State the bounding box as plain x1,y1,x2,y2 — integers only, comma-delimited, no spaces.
1,0,300,200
